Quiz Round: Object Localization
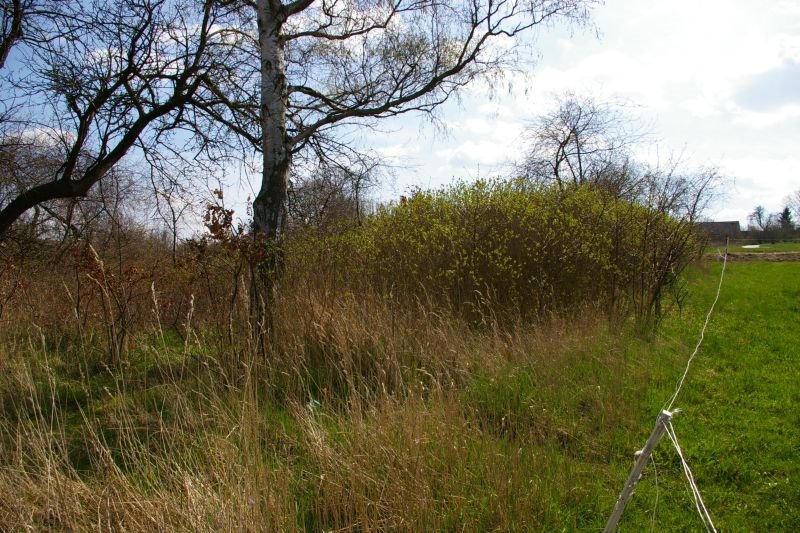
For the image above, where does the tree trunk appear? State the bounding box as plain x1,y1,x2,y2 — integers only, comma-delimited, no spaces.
251,0,290,341
254,1,289,239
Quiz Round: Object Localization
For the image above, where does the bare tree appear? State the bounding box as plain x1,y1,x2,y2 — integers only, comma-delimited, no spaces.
0,136,144,243
0,0,26,69
188,0,599,321
519,92,640,191
646,165,719,222
149,172,195,264
0,0,252,237
288,148,381,229
786,189,800,221
289,170,369,230
748,205,773,231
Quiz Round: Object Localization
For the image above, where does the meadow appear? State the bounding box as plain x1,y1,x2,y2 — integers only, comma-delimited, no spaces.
617,259,800,531
0,184,798,530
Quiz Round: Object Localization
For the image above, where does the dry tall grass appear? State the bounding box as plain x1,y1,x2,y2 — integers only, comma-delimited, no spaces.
0,183,693,529
0,273,647,530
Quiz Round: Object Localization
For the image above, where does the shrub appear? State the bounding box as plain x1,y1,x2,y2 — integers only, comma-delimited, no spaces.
284,179,701,325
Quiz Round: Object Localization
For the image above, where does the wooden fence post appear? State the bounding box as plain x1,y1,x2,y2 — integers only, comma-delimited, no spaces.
604,410,673,533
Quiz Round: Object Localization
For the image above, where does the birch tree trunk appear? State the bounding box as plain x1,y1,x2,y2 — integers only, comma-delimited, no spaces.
254,0,289,239
251,0,290,337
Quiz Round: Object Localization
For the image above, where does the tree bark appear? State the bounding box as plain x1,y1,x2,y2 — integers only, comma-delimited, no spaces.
254,0,289,239
0,0,24,69
251,0,290,339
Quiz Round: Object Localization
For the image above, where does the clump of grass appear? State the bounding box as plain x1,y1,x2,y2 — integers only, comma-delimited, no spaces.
0,333,302,530
1,285,651,531
292,319,646,531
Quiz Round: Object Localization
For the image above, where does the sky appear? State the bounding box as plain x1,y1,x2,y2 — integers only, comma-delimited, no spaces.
364,0,800,226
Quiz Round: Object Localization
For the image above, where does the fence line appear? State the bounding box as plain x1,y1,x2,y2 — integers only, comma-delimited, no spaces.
605,240,728,532
665,421,716,532
664,246,728,412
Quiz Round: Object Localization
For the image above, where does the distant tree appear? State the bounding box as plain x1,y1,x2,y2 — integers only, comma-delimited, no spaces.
787,189,800,221
518,93,720,231
778,206,794,230
748,205,773,231
518,93,642,193
288,157,379,231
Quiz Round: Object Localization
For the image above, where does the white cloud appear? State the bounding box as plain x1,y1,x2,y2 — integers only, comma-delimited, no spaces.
374,143,414,160
733,104,800,129
712,155,800,222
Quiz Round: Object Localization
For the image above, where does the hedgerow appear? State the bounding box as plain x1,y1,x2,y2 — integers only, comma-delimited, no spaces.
284,179,701,324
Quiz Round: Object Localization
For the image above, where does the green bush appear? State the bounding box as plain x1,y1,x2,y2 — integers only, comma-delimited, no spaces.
284,179,701,324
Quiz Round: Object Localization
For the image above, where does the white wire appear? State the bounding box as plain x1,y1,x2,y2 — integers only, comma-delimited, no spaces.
656,249,725,531
664,248,728,412
650,452,659,533
665,422,717,533
665,423,706,529
610,246,727,531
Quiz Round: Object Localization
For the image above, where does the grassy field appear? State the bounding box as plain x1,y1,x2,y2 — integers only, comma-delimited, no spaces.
617,259,800,530
715,241,800,253
0,258,798,530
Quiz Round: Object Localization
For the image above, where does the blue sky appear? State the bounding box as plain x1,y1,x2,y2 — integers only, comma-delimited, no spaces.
363,0,800,225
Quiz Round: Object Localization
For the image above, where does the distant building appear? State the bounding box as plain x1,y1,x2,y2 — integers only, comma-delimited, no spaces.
697,221,741,243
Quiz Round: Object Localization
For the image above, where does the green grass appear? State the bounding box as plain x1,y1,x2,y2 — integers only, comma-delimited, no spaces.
716,241,800,253
614,259,800,530
438,259,800,530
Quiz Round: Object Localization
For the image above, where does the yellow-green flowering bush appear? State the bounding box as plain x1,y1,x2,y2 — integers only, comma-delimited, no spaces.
284,179,701,324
